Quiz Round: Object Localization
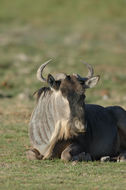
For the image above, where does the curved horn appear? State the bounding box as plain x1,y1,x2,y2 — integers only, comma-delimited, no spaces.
36,59,52,82
73,62,94,82
83,62,94,78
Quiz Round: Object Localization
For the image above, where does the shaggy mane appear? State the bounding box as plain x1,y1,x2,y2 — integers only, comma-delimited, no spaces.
33,87,51,101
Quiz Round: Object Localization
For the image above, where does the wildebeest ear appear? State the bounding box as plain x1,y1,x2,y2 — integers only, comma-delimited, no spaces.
85,76,100,88
47,74,56,87
47,74,61,90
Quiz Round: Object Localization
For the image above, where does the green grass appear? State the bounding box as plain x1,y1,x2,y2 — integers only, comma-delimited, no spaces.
0,0,126,189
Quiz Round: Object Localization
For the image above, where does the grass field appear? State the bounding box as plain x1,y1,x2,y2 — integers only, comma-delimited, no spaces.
0,0,126,189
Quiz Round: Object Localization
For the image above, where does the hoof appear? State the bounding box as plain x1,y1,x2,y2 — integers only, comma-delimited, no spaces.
117,153,126,162
26,149,43,160
100,156,110,162
26,150,37,160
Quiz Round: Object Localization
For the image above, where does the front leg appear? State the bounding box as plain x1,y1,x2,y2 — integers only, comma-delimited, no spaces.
43,120,68,159
61,143,92,162
43,127,60,159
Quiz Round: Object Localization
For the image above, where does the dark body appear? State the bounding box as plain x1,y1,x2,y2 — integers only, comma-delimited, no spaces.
74,104,119,160
61,103,126,162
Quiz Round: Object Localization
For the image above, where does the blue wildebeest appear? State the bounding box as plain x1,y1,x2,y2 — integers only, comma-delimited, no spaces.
27,60,126,162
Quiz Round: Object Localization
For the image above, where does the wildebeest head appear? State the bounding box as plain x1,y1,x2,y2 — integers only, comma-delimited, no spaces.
37,59,99,93
36,60,100,134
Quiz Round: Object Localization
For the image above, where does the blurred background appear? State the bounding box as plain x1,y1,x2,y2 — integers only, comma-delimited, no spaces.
0,0,126,119
1,1,126,189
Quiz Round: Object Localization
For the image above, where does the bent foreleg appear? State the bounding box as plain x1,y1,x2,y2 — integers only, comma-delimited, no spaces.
43,120,69,159
61,143,92,162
